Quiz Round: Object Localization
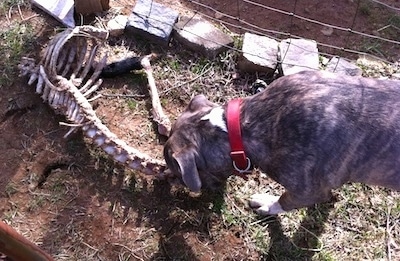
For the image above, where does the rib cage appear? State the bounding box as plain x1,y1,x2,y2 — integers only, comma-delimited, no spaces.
18,26,166,176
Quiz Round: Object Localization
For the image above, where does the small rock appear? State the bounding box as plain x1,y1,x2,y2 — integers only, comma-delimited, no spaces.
372,30,380,36
279,38,319,75
215,11,224,19
174,14,234,58
32,0,75,28
321,26,334,36
238,32,278,73
126,0,179,45
320,56,330,66
325,57,363,76
391,73,400,80
107,15,128,36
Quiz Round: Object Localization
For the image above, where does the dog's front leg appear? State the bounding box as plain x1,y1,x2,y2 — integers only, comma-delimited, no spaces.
249,189,333,215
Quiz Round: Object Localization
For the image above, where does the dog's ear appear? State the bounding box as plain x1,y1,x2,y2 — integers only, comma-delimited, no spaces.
173,148,202,192
187,95,216,112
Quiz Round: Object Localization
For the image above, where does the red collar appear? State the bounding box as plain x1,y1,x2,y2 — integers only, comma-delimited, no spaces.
226,98,252,179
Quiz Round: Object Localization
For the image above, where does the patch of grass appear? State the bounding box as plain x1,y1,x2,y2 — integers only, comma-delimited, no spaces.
167,58,181,71
126,99,137,111
2,203,18,224
387,14,400,40
389,14,400,28
217,172,400,260
189,57,213,75
128,72,148,86
356,56,398,77
216,178,275,255
359,38,390,59
5,182,18,197
0,0,28,11
28,194,45,212
232,34,243,50
0,0,34,86
359,0,372,16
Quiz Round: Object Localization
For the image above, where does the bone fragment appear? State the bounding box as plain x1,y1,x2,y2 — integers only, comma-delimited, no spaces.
140,54,172,137
35,74,44,93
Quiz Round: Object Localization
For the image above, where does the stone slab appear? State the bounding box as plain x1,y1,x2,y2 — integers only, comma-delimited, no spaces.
107,15,128,37
126,0,179,45
238,32,278,73
279,38,319,75
32,0,75,28
325,57,363,76
174,15,234,58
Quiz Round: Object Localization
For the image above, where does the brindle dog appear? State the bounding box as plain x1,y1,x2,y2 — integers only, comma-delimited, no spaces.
163,71,400,215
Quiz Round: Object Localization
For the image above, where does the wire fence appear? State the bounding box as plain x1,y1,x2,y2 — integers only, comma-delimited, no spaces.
176,0,400,69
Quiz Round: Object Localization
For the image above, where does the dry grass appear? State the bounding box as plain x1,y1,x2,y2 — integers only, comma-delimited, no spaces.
0,1,400,261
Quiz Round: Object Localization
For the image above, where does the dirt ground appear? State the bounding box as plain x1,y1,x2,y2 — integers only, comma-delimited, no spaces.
0,0,399,260
185,0,400,62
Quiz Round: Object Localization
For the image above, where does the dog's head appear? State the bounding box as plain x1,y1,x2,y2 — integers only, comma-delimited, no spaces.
163,95,233,192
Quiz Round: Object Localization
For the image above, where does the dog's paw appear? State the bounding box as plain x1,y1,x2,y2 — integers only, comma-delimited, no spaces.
249,194,285,215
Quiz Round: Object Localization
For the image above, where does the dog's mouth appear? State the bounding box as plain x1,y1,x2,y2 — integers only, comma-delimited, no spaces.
157,168,177,180
158,168,230,192
156,168,187,188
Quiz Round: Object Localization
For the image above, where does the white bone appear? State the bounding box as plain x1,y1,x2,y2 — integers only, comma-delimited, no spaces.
61,45,77,77
70,105,80,121
78,44,98,85
103,145,116,155
115,152,128,163
28,73,38,85
66,101,76,118
41,84,51,101
63,127,77,138
94,135,105,146
129,160,141,169
63,95,70,107
86,128,97,138
35,75,44,94
48,88,56,104
83,79,103,97
72,37,88,76
57,92,65,107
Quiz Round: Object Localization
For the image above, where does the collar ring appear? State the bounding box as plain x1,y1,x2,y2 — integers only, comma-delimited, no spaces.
232,157,251,173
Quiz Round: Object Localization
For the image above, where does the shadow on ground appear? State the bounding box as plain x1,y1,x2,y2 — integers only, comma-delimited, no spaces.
262,203,334,260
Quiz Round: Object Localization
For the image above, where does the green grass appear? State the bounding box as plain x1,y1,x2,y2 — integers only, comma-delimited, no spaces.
214,174,400,260
126,99,138,110
0,0,29,10
359,0,373,16
5,182,18,197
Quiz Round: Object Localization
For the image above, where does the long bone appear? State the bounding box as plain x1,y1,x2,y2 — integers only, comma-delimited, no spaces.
19,26,167,177
140,54,172,137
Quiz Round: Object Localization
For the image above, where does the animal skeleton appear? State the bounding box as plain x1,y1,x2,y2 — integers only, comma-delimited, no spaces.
19,25,167,176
